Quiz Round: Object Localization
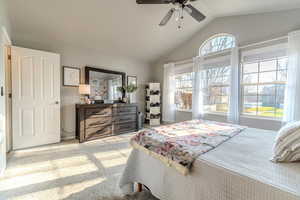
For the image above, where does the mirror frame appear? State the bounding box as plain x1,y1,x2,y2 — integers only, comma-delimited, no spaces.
85,66,126,99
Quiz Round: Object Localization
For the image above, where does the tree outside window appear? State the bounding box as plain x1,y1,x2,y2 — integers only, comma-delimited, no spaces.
174,73,193,111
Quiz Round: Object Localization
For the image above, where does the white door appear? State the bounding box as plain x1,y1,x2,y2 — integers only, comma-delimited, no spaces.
12,46,61,150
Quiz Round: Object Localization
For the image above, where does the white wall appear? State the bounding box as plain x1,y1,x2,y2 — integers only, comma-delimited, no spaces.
0,0,11,175
152,9,300,130
0,0,11,37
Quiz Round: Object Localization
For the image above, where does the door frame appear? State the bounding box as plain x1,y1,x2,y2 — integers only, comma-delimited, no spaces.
2,27,12,150
0,26,11,175
3,28,12,153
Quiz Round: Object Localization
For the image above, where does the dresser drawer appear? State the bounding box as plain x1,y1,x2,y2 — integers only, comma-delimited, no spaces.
76,104,138,143
113,106,137,115
85,117,112,128
85,107,112,117
114,114,136,124
114,122,137,133
85,126,112,140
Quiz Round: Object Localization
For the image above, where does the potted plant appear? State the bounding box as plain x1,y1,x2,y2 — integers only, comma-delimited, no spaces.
117,84,138,103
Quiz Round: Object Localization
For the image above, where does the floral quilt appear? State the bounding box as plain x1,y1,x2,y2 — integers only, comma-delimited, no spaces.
131,120,246,175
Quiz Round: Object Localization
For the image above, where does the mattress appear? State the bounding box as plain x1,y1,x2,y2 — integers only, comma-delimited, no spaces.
120,128,300,200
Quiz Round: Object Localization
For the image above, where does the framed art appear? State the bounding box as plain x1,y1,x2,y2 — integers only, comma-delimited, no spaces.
63,66,81,87
127,75,137,87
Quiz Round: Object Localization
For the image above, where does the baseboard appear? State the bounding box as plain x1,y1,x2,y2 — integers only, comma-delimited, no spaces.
0,132,6,177
61,130,76,141
0,160,6,177
0,167,4,177
61,135,76,141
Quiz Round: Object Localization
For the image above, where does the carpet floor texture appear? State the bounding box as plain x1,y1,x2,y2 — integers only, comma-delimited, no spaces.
0,134,158,200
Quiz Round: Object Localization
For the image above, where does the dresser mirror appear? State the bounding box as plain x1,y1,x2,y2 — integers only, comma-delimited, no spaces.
85,67,126,102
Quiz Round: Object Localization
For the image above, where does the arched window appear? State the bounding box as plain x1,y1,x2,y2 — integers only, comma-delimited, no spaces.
200,34,235,56
196,33,236,114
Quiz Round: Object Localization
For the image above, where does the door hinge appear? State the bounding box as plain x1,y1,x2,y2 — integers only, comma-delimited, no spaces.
8,54,11,60
9,93,12,98
0,87,3,96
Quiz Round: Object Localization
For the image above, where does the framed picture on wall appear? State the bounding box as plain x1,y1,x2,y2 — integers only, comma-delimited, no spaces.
127,76,137,87
63,66,81,87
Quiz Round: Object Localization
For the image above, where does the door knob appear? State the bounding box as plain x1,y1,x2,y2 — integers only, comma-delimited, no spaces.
55,101,60,104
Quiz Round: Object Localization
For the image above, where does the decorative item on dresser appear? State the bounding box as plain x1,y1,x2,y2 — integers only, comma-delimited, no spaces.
76,103,138,143
118,84,138,104
127,75,137,87
145,83,161,126
78,84,91,104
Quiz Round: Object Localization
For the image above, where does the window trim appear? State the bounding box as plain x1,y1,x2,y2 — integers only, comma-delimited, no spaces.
205,111,228,116
240,55,287,119
174,72,193,111
199,33,236,57
202,65,231,114
240,114,282,122
176,35,288,123
176,109,192,113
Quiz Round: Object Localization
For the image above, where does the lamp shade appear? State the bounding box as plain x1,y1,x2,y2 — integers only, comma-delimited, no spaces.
79,84,90,95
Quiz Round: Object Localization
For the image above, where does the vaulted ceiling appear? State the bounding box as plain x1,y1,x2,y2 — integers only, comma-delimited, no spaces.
7,0,300,63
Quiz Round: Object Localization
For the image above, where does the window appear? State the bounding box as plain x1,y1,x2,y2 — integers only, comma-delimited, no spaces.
200,34,235,56
195,34,288,122
198,33,236,114
202,65,231,113
242,57,288,118
175,72,193,111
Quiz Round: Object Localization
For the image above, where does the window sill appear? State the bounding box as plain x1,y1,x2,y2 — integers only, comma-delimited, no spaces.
205,112,227,116
174,111,282,122
176,109,192,113
175,111,229,115
240,114,282,122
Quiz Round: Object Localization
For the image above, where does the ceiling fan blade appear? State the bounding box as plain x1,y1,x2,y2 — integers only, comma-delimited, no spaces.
183,4,206,22
136,0,173,4
159,8,175,26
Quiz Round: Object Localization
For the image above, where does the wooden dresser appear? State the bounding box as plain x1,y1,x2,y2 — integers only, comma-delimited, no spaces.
76,103,138,143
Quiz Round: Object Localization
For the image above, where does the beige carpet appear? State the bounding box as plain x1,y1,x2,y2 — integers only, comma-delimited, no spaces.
0,134,157,200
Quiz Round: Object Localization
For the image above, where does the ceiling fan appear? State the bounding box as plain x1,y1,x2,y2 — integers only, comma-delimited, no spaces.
136,0,206,29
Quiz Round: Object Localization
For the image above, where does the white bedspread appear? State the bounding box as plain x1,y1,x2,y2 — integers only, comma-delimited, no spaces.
120,128,300,200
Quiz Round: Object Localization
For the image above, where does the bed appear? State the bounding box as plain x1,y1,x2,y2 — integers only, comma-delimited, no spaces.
119,123,300,200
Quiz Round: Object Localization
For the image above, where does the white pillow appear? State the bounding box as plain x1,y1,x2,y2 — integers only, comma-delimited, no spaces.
272,121,300,162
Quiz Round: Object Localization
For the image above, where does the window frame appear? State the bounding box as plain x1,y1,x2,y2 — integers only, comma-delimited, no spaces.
201,65,231,114
174,72,194,112
199,33,236,57
198,34,236,115
240,56,288,119
191,35,287,122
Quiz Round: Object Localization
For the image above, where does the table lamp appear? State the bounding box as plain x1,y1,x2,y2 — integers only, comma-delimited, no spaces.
79,84,91,104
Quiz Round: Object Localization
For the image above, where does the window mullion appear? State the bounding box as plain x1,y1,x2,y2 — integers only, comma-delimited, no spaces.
256,61,260,116
274,58,279,117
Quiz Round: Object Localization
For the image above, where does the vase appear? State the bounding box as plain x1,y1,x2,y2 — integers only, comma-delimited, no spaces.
126,93,131,104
